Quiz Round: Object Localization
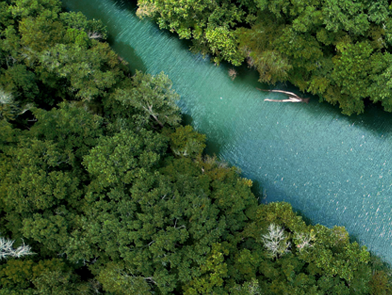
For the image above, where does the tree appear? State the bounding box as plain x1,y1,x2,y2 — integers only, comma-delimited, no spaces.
36,42,122,101
240,202,373,294
96,262,151,295
205,25,244,66
0,89,31,122
183,242,230,295
1,0,125,106
0,258,87,294
111,71,181,129
0,236,34,260
0,65,38,102
368,52,392,112
0,0,388,292
167,125,206,158
261,224,291,259
136,0,249,65
29,102,104,162
61,129,257,294
144,0,392,114
8,0,62,19
0,102,104,256
60,11,108,41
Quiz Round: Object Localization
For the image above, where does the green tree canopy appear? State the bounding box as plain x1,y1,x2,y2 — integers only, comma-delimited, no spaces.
0,1,390,293
140,0,392,115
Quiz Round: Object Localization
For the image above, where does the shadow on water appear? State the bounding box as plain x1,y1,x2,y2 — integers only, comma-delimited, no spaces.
229,63,261,84
250,179,263,201
65,0,392,141
369,252,392,271
215,59,392,140
111,41,147,73
293,208,316,226
265,79,392,138
204,138,223,157
181,113,193,126
62,0,392,265
113,0,195,52
347,232,362,245
182,113,225,162
219,54,392,139
260,183,333,228
113,0,137,10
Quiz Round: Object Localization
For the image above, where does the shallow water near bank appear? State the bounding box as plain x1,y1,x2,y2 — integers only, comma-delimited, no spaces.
63,0,392,263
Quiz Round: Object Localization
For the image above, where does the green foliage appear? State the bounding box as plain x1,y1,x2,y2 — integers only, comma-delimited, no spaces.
137,0,249,65
83,128,167,188
368,256,392,295
0,258,84,294
0,102,104,256
248,0,392,114
369,270,391,295
37,42,122,101
168,125,206,158
143,0,392,115
0,65,38,101
184,242,230,294
97,262,151,295
205,26,244,66
111,70,181,129
29,102,104,161
0,0,124,106
74,140,256,294
60,11,108,40
0,0,389,294
239,202,373,294
0,88,31,121
8,0,62,19
19,14,64,52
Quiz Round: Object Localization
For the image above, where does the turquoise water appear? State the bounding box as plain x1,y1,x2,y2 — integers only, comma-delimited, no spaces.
62,0,392,263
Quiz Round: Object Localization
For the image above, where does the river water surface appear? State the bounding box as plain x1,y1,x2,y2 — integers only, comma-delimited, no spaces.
63,0,392,263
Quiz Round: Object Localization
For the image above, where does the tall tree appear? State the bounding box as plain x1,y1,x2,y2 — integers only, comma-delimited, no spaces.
108,71,181,129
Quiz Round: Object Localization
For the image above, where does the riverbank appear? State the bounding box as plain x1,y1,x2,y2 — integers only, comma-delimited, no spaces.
63,0,392,266
137,0,392,116
0,0,390,293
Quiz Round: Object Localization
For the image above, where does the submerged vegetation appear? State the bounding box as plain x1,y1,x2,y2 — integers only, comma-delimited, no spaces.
0,0,391,293
137,0,392,115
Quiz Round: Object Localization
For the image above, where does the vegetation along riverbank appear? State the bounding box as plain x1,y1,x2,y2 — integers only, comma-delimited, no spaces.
0,0,391,293
137,0,392,115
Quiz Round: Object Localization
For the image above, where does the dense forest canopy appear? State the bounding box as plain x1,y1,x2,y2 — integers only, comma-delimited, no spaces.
137,0,392,115
0,0,391,293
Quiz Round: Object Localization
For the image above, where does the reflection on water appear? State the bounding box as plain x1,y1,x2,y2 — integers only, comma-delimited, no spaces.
63,0,392,264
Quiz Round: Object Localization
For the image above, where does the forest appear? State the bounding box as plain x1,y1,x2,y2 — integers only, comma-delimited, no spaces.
0,0,391,294
137,0,392,115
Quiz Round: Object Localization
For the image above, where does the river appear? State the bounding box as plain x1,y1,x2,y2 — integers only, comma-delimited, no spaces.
62,0,392,264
